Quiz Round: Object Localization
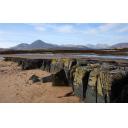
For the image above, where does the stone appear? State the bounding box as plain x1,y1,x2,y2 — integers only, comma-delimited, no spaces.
76,59,88,66
29,75,40,83
41,75,53,83
50,59,64,73
22,59,43,70
110,70,128,102
40,59,51,72
52,69,69,86
73,66,91,100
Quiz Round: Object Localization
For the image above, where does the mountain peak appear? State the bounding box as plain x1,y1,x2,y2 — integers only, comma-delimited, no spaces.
11,40,90,50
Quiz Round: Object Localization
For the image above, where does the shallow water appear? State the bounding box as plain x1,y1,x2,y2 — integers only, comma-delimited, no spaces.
77,54,128,60
0,57,4,61
0,53,128,60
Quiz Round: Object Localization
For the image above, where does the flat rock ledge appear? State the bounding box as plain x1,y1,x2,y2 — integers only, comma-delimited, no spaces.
4,57,128,103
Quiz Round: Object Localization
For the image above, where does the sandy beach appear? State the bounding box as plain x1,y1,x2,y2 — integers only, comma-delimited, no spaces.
0,60,79,103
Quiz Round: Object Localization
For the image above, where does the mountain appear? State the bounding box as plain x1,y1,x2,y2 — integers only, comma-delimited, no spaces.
28,40,58,49
11,43,29,50
86,43,111,49
11,40,89,50
0,48,6,51
111,42,128,49
11,40,58,50
59,44,89,50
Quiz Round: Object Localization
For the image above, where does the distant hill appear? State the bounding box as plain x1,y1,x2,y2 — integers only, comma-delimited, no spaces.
0,48,6,51
111,43,128,49
86,43,110,49
11,40,57,50
11,43,29,50
11,40,90,50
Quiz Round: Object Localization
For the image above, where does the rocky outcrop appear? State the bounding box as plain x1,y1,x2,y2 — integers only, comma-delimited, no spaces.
73,66,91,100
4,57,128,103
86,64,128,103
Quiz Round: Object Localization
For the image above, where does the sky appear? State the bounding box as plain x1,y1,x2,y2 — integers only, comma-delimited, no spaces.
0,23,128,48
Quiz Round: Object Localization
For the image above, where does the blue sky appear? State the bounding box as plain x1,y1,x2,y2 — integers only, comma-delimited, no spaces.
0,23,128,48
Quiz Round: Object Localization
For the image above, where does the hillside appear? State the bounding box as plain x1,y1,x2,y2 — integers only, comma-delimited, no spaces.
111,42,128,49
11,40,89,50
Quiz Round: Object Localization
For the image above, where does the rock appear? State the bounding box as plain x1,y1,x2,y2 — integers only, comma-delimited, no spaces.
52,69,69,86
73,66,91,100
50,59,64,73
68,65,79,91
86,68,100,103
86,65,128,103
63,59,77,84
4,57,128,103
41,75,53,83
76,59,88,66
66,59,77,69
40,59,51,72
29,75,40,83
110,70,128,102
22,59,43,70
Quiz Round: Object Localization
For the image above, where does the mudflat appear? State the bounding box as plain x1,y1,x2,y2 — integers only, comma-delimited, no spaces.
0,61,79,103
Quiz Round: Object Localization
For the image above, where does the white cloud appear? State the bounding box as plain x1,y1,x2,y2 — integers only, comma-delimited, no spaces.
28,23,46,31
28,23,128,36
98,23,119,32
117,26,128,33
82,29,97,35
82,23,122,35
34,26,46,31
28,23,78,33
55,25,75,33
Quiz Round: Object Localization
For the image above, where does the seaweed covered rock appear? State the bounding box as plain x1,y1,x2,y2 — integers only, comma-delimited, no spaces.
86,68,100,102
63,59,77,84
50,59,64,73
109,70,128,102
86,64,128,103
73,66,91,100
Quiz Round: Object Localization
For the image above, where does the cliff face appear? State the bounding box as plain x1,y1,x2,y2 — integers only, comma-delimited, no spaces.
4,57,128,103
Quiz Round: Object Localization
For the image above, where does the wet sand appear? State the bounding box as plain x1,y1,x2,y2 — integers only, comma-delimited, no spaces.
0,61,79,103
